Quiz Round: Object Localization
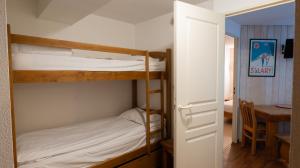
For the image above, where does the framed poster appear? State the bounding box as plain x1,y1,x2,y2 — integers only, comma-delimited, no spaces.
248,39,277,77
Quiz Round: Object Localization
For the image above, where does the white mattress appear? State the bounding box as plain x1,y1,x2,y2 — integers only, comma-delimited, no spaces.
17,116,161,168
12,45,165,71
224,100,233,113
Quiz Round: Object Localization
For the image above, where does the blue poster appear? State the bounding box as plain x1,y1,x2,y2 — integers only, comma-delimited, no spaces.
249,39,277,77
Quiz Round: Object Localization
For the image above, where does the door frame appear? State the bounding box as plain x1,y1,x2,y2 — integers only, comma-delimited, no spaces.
225,33,240,143
225,0,294,17
223,0,294,144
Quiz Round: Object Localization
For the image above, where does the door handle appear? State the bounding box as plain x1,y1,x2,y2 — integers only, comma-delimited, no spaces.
178,104,192,121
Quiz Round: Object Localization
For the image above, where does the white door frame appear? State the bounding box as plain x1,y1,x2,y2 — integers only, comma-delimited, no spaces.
224,33,240,143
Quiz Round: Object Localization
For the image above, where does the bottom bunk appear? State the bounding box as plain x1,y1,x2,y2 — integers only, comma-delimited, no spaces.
224,99,233,118
17,108,162,168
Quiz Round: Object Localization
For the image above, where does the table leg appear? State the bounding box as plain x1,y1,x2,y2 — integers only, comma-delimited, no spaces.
266,121,279,157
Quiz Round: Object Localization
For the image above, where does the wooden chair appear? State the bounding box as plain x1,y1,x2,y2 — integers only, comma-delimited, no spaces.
239,99,266,155
276,135,290,166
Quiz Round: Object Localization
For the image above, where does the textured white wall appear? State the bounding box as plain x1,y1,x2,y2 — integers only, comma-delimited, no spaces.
7,0,136,134
239,25,294,105
239,25,294,139
0,0,14,167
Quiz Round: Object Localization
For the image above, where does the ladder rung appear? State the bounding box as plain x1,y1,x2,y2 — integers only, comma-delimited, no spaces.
150,109,162,115
150,129,162,136
149,89,161,94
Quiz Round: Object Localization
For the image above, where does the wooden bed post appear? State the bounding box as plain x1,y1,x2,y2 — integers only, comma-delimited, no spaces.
132,80,138,108
145,51,151,154
166,48,172,139
7,24,17,168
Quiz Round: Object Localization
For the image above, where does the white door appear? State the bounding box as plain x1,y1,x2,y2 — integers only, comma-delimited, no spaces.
174,1,225,168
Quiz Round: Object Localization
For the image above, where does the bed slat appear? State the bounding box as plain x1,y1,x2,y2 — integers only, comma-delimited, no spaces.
13,71,166,83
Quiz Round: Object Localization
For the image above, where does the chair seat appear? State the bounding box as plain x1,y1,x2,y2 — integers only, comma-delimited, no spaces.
244,130,267,141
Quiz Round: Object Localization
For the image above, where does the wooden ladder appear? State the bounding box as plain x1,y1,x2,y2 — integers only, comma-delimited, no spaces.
145,51,165,154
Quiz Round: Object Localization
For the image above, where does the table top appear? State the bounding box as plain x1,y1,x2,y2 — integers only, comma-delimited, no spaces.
254,105,291,121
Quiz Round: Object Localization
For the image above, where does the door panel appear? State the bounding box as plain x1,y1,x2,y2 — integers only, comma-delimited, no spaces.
174,1,225,168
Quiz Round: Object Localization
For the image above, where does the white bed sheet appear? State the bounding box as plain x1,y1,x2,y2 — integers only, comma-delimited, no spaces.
17,116,161,168
224,100,233,113
13,53,165,71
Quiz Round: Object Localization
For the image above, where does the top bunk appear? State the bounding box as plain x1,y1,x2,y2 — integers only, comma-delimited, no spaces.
7,26,171,83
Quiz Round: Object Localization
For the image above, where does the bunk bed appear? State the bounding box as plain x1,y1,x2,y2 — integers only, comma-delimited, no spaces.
224,100,233,119
7,25,172,168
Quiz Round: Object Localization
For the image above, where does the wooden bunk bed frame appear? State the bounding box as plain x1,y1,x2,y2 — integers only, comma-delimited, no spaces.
7,25,172,168
224,110,232,119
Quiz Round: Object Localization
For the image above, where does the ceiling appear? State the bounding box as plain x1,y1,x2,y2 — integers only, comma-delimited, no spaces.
36,0,207,24
93,0,206,24
229,2,295,25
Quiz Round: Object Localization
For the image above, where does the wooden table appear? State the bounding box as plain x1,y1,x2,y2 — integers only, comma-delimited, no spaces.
254,105,291,156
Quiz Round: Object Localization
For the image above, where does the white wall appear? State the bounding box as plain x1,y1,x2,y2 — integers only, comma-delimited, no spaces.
239,25,294,135
135,13,173,51
239,25,294,106
7,0,136,134
135,3,211,107
0,0,14,167
214,0,293,13
135,13,173,109
226,18,241,37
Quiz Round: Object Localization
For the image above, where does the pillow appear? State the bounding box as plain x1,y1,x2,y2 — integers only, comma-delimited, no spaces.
120,108,161,125
18,44,73,56
136,108,161,123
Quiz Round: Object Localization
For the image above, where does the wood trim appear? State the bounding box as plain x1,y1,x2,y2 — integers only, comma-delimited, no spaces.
11,34,148,56
91,142,161,168
7,25,17,168
132,80,137,108
13,71,165,83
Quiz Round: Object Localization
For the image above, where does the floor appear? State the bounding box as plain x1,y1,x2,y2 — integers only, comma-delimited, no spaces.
224,144,286,168
224,118,233,148
223,119,286,168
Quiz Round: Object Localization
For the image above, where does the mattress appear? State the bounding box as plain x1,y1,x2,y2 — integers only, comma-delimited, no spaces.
224,100,233,113
17,116,161,168
12,44,165,71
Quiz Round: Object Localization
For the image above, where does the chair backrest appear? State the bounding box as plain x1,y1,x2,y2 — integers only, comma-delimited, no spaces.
239,99,257,130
